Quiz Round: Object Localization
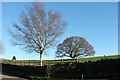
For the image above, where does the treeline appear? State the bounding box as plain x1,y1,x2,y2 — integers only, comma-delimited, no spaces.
2,58,120,80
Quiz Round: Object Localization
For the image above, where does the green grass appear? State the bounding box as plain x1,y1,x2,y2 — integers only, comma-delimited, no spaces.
43,54,120,63
2,55,120,66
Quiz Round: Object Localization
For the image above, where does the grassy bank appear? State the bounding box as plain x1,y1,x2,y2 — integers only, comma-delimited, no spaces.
2,55,120,66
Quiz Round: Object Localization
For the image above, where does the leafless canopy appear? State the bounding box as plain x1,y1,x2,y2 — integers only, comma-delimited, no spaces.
56,36,95,58
10,3,67,55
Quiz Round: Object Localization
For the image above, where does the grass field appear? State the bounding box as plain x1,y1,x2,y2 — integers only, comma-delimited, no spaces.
2,54,120,66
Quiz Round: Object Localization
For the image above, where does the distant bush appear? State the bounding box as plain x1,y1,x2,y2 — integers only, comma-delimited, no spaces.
12,56,16,61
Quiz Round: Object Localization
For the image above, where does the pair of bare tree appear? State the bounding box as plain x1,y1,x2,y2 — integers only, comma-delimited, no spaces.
10,3,95,66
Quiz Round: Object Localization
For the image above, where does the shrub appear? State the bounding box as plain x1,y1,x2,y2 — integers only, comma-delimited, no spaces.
12,56,16,61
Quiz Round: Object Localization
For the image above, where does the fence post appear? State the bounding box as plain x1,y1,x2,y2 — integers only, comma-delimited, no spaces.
39,60,41,66
76,58,78,63
24,60,25,66
29,60,30,66
61,59,63,63
34,60,35,66
15,61,16,65
20,61,21,66
49,60,50,65
82,74,83,80
48,60,51,78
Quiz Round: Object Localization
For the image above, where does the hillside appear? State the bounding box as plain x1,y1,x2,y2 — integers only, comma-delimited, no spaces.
2,55,120,66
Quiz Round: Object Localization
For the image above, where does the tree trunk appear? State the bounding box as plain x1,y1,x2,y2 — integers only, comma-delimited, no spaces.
40,53,43,66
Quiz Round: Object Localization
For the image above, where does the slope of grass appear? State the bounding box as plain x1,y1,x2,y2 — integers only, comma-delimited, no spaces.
2,55,120,65
43,54,120,63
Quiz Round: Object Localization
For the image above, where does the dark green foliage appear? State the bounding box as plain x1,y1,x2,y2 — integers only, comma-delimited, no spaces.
2,58,120,80
12,56,16,60
50,58,120,79
2,64,48,79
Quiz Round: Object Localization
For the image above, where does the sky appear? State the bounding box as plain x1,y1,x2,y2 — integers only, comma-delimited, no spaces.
1,2,118,60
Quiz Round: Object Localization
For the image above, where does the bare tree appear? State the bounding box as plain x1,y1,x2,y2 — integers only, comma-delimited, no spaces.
56,36,95,58
10,3,67,66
